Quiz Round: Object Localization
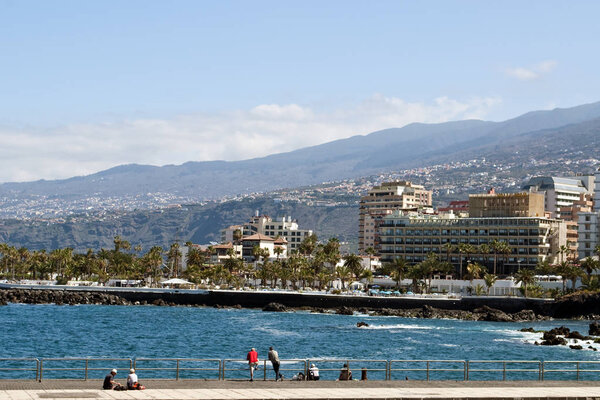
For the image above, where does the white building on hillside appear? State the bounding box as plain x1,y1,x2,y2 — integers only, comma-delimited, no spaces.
221,213,313,253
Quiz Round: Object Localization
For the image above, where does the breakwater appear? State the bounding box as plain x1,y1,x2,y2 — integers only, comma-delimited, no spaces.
3,283,596,320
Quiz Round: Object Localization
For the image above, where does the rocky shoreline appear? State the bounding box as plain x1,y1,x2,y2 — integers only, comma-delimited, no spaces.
2,288,600,322
264,302,555,322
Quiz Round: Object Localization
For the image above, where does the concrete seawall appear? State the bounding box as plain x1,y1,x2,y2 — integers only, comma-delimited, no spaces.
0,283,553,315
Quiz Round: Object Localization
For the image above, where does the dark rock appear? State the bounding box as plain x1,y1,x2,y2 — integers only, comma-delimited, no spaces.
263,302,288,312
569,345,583,350
520,327,536,333
590,321,600,336
512,310,537,321
566,331,585,340
548,326,570,336
356,322,369,328
473,305,513,322
541,332,567,346
336,306,354,315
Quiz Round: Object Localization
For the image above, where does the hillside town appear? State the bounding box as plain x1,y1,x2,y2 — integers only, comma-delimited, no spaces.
3,167,599,300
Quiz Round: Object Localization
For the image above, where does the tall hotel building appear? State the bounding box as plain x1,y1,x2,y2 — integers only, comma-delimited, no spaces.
359,181,432,253
378,190,566,275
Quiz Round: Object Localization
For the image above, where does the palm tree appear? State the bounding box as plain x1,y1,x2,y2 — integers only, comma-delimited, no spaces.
142,246,163,286
466,262,484,284
335,265,352,290
273,246,284,260
457,243,475,279
406,264,424,294
478,244,490,272
442,243,454,263
514,268,536,298
167,242,182,278
580,257,598,280
384,257,407,289
343,254,364,282
483,273,498,295
365,247,376,271
556,245,569,264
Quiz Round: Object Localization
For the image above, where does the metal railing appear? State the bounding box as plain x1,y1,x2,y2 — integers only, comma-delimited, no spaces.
0,358,39,381
38,358,132,381
306,359,388,381
133,358,221,380
389,360,466,381
465,360,542,381
0,358,599,381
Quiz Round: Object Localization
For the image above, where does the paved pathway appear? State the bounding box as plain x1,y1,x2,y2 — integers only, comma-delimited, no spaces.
1,381,600,400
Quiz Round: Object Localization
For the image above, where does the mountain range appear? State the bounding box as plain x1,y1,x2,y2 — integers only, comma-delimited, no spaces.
1,101,600,252
2,101,600,202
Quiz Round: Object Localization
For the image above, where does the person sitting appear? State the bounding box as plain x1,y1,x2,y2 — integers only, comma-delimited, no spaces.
308,364,320,381
338,363,352,381
103,369,123,390
127,368,145,390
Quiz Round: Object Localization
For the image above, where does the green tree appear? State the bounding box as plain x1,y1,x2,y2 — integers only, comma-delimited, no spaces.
167,242,182,278
483,273,498,295
343,254,364,281
457,243,475,279
384,257,408,289
514,268,536,298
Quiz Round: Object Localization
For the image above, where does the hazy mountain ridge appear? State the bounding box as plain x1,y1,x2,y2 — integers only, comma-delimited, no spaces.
2,101,600,204
0,114,599,252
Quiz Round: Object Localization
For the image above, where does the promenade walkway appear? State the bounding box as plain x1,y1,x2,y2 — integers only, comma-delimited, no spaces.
0,380,599,399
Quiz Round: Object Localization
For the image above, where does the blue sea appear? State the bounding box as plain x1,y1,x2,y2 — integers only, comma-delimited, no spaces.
2,303,599,381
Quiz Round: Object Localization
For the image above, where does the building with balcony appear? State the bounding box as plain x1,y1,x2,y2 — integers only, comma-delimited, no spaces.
359,181,432,253
221,213,313,253
522,175,594,218
378,211,566,275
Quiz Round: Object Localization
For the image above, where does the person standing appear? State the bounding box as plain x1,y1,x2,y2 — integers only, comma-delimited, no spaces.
268,346,283,381
247,347,259,381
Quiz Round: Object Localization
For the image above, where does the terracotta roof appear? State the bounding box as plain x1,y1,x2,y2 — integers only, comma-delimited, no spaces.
212,242,233,249
274,237,288,244
242,233,275,241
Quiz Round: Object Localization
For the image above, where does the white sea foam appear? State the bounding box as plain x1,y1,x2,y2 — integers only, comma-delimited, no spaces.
359,324,434,330
251,326,301,337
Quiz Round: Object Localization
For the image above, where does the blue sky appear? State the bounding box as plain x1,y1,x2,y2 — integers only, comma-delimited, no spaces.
0,1,599,182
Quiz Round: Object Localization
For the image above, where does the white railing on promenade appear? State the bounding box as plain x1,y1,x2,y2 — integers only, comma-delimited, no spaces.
1,358,600,381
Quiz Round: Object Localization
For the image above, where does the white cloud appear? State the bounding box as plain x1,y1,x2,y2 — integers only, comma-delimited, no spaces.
505,60,557,81
0,95,501,183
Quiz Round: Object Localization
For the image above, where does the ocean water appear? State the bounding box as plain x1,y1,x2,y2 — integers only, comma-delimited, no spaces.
1,303,599,381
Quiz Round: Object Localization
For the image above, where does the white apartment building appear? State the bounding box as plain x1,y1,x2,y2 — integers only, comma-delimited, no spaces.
577,211,599,259
221,213,313,253
523,175,594,218
578,167,600,258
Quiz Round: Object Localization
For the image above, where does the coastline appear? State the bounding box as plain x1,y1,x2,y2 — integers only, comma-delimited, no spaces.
2,283,598,322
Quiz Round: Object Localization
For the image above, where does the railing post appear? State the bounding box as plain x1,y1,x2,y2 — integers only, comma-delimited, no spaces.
386,361,390,381
541,361,544,381
576,362,579,381
426,361,430,381
466,361,469,381
176,359,180,381
263,359,266,381
35,359,39,382
502,361,506,381
39,360,43,382
85,359,88,381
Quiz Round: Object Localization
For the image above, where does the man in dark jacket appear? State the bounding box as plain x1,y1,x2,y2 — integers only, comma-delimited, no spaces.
268,346,283,381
